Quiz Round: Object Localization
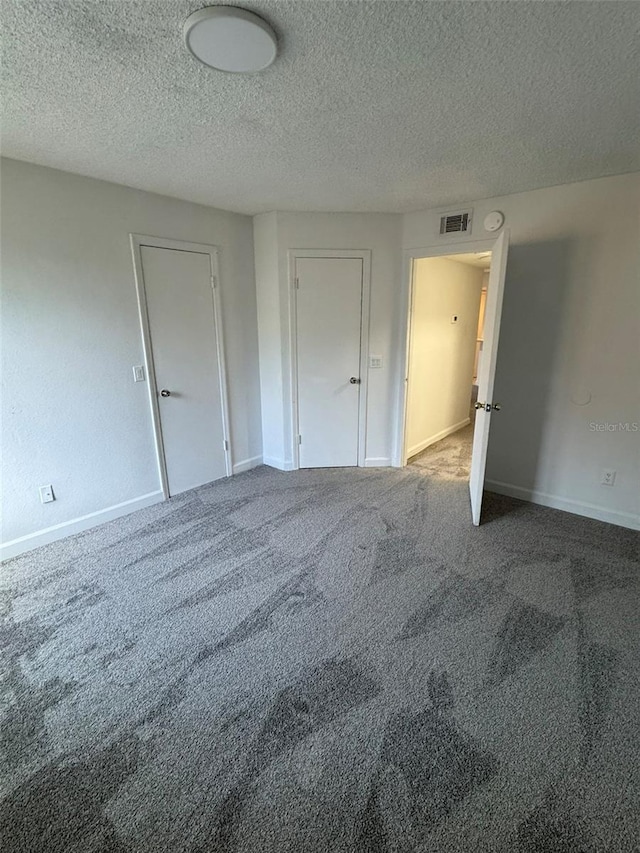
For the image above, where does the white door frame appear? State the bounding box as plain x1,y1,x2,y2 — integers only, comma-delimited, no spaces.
288,249,372,469
394,237,498,467
130,234,233,498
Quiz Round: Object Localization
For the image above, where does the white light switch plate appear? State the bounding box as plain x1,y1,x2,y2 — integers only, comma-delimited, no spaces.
369,355,383,369
132,365,146,382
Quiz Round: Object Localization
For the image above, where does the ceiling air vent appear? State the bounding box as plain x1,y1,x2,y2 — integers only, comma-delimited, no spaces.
439,211,471,235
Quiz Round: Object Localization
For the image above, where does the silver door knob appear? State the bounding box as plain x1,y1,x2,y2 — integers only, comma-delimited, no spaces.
350,377,361,384
475,401,501,411
160,389,171,397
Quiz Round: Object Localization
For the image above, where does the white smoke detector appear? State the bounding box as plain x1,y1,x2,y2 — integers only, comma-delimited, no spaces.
484,211,505,232
183,6,278,73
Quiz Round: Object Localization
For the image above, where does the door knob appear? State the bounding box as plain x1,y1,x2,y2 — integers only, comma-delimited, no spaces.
160,389,171,397
350,377,361,384
475,401,501,411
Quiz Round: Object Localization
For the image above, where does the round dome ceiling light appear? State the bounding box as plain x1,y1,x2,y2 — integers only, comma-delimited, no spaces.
183,6,278,73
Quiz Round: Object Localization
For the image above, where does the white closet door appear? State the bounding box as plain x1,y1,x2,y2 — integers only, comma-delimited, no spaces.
296,257,363,468
141,245,227,495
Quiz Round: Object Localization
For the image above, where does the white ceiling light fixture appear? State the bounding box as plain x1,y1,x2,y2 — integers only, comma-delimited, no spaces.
183,6,278,73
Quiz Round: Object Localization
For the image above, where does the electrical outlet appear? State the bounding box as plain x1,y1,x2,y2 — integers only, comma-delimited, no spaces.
39,484,55,503
600,469,616,486
369,355,383,369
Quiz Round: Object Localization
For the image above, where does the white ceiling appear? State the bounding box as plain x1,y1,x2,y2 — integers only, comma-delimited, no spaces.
443,253,491,270
3,1,639,215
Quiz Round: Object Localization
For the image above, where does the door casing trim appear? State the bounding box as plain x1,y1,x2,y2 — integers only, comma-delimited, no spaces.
130,233,233,499
288,249,372,469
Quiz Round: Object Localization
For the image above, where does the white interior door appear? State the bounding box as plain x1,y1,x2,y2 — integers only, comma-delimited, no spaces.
140,245,228,495
469,229,510,524
296,257,363,467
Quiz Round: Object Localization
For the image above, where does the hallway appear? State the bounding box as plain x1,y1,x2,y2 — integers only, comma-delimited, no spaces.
408,397,476,481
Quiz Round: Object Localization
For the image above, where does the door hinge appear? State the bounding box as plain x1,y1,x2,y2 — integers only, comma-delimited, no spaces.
223,439,229,450
294,277,299,289
211,275,217,289
297,435,302,445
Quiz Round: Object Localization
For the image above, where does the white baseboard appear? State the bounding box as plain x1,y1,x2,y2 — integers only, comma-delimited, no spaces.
407,418,470,459
262,456,295,471
364,457,392,468
485,479,640,531
232,455,263,475
1,490,165,562
265,456,391,470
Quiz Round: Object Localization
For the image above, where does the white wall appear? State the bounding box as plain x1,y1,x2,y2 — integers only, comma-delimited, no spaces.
1,159,262,556
4,163,636,551
253,212,285,468
403,173,640,529
406,257,482,457
254,211,402,468
474,271,489,381
253,174,639,529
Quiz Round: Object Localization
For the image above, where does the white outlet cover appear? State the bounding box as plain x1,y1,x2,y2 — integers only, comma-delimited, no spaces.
39,484,55,503
369,355,383,369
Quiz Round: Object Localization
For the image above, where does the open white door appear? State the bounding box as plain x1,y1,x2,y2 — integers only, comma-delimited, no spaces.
137,243,231,496
469,229,510,525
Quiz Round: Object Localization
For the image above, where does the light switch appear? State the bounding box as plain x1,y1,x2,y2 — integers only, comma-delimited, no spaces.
369,355,383,369
132,365,146,382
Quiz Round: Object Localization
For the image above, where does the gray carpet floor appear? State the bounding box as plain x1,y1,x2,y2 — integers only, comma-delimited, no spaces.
2,429,639,852
407,421,474,478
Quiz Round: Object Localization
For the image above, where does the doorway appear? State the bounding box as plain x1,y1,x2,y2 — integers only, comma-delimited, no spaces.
131,235,232,497
399,231,510,524
404,252,490,471
290,250,371,468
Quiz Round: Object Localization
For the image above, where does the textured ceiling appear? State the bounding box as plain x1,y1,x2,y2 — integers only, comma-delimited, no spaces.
2,1,639,214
